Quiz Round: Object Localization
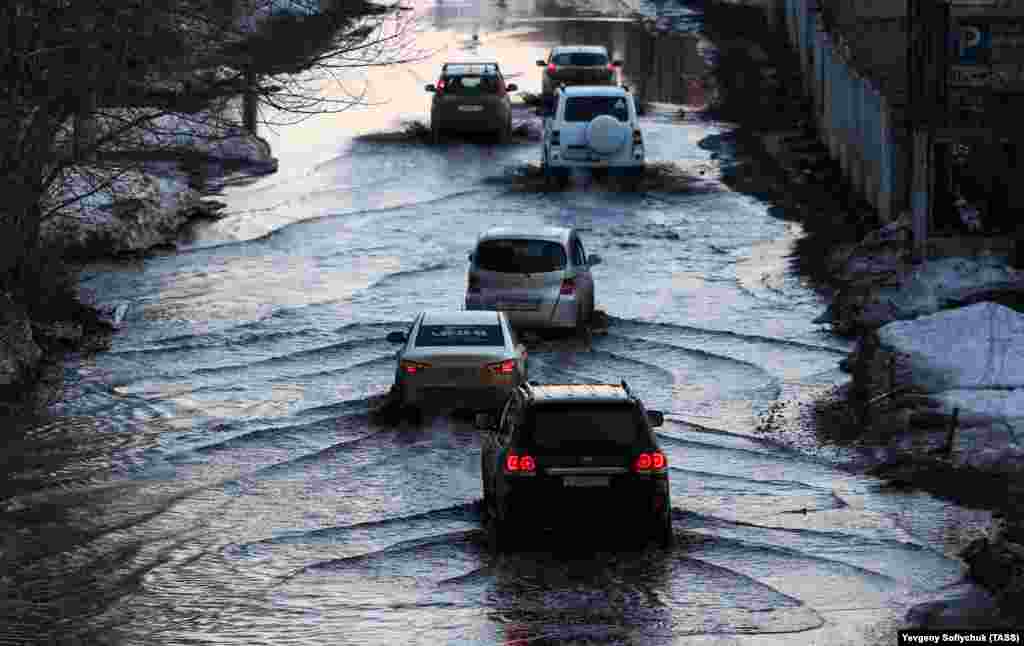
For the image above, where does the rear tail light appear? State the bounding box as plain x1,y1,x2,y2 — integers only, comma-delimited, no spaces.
607,63,616,71
400,360,431,375
547,63,557,73
437,79,446,91
551,130,560,145
634,451,667,473
468,275,480,293
559,278,576,295
505,453,536,473
633,129,643,145
487,359,516,375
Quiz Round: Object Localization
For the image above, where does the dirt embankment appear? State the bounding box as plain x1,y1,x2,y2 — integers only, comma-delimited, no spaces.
693,0,1024,621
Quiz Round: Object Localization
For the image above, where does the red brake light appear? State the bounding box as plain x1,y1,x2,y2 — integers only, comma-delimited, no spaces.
634,451,667,473
607,63,616,71
401,360,430,375
560,278,576,295
652,452,666,469
488,359,516,375
506,453,535,473
547,63,556,73
437,79,446,91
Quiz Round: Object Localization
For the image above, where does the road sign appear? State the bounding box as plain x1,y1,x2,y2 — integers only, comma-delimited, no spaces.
956,23,991,63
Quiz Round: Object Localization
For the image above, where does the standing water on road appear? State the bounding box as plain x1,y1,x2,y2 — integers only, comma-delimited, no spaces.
1,0,995,644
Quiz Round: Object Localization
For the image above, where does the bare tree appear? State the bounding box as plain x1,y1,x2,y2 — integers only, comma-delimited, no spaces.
1,0,425,312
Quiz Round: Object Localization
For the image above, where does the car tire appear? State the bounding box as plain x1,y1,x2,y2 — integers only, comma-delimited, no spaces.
487,511,516,552
653,512,673,549
575,303,589,338
586,115,628,155
405,405,424,426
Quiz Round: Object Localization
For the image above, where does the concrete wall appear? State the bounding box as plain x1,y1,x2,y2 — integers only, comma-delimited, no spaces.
781,0,910,223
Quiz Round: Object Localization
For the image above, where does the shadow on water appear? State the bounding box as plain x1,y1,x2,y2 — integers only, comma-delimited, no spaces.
0,415,195,644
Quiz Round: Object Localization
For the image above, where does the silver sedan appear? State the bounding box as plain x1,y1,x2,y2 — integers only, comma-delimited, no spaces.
387,310,528,422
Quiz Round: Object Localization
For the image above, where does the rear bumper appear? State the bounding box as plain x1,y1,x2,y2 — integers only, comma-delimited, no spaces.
500,476,670,527
465,295,578,329
435,108,505,133
401,384,515,410
545,162,644,176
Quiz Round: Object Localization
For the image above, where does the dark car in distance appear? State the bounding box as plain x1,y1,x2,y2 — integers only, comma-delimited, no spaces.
426,62,518,143
477,381,672,550
536,45,622,102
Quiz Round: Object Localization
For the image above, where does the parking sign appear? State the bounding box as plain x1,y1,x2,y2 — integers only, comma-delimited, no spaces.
958,24,991,63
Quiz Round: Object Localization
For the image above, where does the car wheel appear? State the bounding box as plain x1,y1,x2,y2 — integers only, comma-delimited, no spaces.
405,405,424,426
487,511,516,552
653,512,673,549
575,303,589,338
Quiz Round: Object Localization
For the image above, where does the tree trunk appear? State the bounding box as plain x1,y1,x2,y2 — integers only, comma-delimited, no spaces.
243,67,258,135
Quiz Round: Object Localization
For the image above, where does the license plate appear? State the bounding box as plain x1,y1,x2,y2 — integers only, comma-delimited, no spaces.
458,105,484,112
445,367,480,379
564,475,610,488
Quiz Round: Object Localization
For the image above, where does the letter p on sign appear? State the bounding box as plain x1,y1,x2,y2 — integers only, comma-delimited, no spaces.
959,25,987,63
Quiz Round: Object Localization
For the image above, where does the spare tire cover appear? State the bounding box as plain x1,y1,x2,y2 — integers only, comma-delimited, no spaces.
586,114,628,154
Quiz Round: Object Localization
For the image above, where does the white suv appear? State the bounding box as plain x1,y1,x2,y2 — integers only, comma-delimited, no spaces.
541,85,644,186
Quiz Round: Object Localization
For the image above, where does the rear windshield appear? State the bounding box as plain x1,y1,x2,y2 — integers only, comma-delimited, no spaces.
523,403,645,453
553,52,609,66
475,239,567,273
441,75,501,95
415,324,504,346
564,96,629,122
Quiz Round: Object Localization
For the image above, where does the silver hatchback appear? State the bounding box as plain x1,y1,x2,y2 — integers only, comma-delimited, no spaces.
464,226,602,331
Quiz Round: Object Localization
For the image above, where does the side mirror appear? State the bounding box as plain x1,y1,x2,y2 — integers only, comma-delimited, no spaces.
646,410,664,427
536,60,547,67
612,60,624,67
474,412,497,430
506,83,518,92
386,331,407,344
425,84,436,92
587,253,602,266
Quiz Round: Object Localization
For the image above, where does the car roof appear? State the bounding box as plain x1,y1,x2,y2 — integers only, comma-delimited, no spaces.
526,384,634,404
419,310,503,326
477,226,572,245
559,85,630,97
551,45,609,54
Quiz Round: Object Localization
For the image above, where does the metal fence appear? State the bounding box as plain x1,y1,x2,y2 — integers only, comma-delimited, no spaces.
782,0,907,222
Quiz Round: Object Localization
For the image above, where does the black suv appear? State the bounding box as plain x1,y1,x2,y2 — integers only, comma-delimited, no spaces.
476,381,671,550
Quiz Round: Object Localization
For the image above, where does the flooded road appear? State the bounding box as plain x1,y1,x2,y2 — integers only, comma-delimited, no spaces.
0,0,996,644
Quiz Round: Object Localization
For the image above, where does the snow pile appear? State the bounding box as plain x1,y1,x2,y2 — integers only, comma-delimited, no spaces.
831,250,1024,333
95,110,277,168
40,165,200,257
879,257,1024,322
877,302,1024,475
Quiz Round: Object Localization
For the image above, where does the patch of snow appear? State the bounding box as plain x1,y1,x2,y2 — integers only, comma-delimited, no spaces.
883,257,1024,319
876,302,1024,477
878,302,1024,390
